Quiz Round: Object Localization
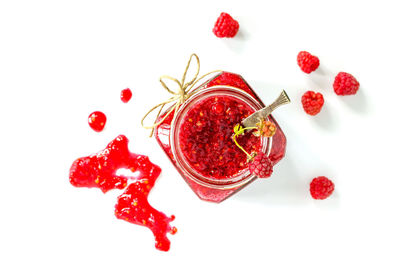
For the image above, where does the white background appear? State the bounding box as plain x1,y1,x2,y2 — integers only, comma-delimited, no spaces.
1,0,399,266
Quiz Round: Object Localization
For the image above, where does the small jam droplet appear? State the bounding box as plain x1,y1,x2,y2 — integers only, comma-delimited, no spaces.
88,111,107,132
120,88,132,103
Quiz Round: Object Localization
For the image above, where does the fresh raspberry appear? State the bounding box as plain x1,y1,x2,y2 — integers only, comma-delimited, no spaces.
297,51,320,74
333,72,359,95
213,12,239,38
249,152,273,178
301,91,324,115
310,176,335,200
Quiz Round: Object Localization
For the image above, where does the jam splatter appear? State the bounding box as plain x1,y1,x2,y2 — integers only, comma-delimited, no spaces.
120,88,132,103
69,135,132,192
69,135,176,251
115,183,177,251
179,95,261,179
88,111,107,132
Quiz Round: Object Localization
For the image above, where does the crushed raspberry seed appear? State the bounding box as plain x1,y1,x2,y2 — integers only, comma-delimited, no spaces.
301,91,324,116
333,72,359,95
248,152,273,178
213,12,239,38
310,176,335,200
297,51,320,74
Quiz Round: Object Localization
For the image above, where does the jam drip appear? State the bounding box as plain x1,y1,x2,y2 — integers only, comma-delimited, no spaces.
69,135,176,251
115,183,177,251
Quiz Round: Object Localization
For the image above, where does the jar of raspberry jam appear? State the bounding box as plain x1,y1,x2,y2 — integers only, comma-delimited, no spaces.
155,72,286,203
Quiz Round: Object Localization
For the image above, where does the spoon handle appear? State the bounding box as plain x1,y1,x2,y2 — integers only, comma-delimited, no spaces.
241,90,290,129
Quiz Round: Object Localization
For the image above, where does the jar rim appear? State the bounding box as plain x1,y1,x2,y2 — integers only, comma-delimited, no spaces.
170,85,272,190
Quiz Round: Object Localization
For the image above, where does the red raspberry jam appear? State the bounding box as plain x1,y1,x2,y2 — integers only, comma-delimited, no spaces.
179,95,261,179
120,88,132,103
88,111,107,132
69,135,176,251
115,183,177,251
154,72,287,203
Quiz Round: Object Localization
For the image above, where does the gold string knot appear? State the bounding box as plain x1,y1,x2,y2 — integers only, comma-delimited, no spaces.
141,54,221,137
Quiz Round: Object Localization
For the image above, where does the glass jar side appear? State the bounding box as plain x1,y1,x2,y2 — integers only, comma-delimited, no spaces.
154,72,287,202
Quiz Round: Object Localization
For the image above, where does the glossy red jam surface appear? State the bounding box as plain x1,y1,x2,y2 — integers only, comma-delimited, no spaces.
179,95,260,179
120,88,132,103
88,111,107,132
115,183,177,251
69,135,176,251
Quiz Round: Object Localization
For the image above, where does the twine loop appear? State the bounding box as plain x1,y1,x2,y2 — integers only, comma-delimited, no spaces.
141,54,221,137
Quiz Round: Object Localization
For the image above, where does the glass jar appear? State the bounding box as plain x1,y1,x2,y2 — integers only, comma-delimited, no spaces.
154,72,286,203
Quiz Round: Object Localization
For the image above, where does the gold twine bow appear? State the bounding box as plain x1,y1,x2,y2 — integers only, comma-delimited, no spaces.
141,54,221,137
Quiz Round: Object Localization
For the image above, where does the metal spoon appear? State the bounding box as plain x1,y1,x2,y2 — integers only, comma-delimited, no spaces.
241,90,291,129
